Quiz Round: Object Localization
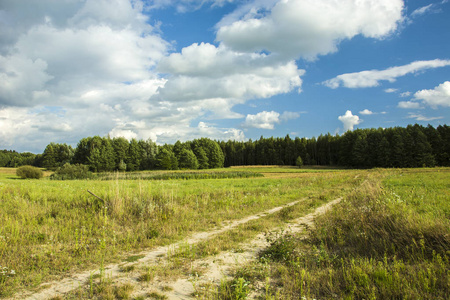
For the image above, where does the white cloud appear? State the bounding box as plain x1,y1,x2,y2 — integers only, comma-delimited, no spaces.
108,128,138,141
400,91,411,97
338,110,361,131
242,111,280,129
398,101,421,109
155,42,304,118
280,111,300,122
324,59,450,88
241,110,300,130
384,88,398,93
413,81,450,108
217,0,404,60
359,109,373,115
148,0,238,12
407,113,443,122
411,4,433,17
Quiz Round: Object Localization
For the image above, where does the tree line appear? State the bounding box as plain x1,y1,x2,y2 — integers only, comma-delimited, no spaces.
218,124,449,168
1,124,449,170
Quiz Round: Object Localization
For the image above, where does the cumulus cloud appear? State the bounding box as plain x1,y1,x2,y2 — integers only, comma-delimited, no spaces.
338,110,361,132
155,42,304,118
0,0,254,151
242,110,300,129
217,0,404,60
384,88,398,93
324,59,450,89
359,109,374,115
413,81,450,108
242,111,280,129
398,101,421,109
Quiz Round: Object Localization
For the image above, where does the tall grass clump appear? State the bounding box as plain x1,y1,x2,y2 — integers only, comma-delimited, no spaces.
257,171,450,299
16,165,43,179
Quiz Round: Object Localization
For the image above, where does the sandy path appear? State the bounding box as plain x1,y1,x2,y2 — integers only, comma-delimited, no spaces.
12,199,304,300
159,197,341,299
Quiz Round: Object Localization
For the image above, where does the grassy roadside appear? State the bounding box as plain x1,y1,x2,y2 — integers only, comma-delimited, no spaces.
218,169,450,299
0,168,362,297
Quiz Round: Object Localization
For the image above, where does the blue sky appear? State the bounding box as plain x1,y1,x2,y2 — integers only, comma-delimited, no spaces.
0,0,449,153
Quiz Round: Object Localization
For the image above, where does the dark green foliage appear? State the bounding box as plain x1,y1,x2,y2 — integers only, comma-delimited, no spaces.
41,142,74,170
0,150,37,167
295,156,303,167
50,163,93,180
112,137,129,169
156,147,178,170
192,138,224,169
178,148,199,169
126,139,143,171
221,124,444,168
16,165,43,179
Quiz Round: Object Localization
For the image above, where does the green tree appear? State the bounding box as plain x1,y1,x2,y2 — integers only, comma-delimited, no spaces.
139,139,158,170
42,143,74,170
178,148,199,169
295,156,303,168
156,148,178,170
112,137,129,170
126,139,142,171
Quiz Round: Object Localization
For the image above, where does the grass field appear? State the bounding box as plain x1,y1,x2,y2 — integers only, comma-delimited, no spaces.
0,167,448,299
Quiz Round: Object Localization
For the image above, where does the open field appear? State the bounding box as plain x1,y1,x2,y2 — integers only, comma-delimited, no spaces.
0,167,449,299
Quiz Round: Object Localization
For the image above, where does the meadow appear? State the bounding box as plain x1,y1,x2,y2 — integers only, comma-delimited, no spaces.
0,167,448,299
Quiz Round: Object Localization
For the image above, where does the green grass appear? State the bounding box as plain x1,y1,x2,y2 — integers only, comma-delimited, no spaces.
3,167,446,299
95,170,264,181
216,168,450,299
0,167,361,297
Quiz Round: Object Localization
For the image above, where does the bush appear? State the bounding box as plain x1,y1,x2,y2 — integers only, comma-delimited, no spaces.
50,163,93,180
16,165,43,179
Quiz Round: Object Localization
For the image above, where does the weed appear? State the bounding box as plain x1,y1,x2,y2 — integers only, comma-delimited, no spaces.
120,265,135,272
148,291,168,299
124,255,145,263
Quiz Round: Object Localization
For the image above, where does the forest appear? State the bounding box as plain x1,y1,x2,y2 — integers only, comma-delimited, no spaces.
1,123,449,171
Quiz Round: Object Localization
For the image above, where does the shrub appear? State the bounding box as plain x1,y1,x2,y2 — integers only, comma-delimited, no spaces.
16,165,43,179
50,163,94,180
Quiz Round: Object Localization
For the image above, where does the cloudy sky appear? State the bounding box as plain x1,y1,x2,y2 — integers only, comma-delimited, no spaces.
1,0,449,153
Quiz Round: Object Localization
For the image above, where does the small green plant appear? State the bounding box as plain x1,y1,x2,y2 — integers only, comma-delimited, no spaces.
259,230,299,263
232,277,250,299
16,165,43,179
138,267,155,282
115,283,134,299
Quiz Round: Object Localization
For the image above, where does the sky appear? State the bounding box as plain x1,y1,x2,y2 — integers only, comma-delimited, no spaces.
0,0,449,153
